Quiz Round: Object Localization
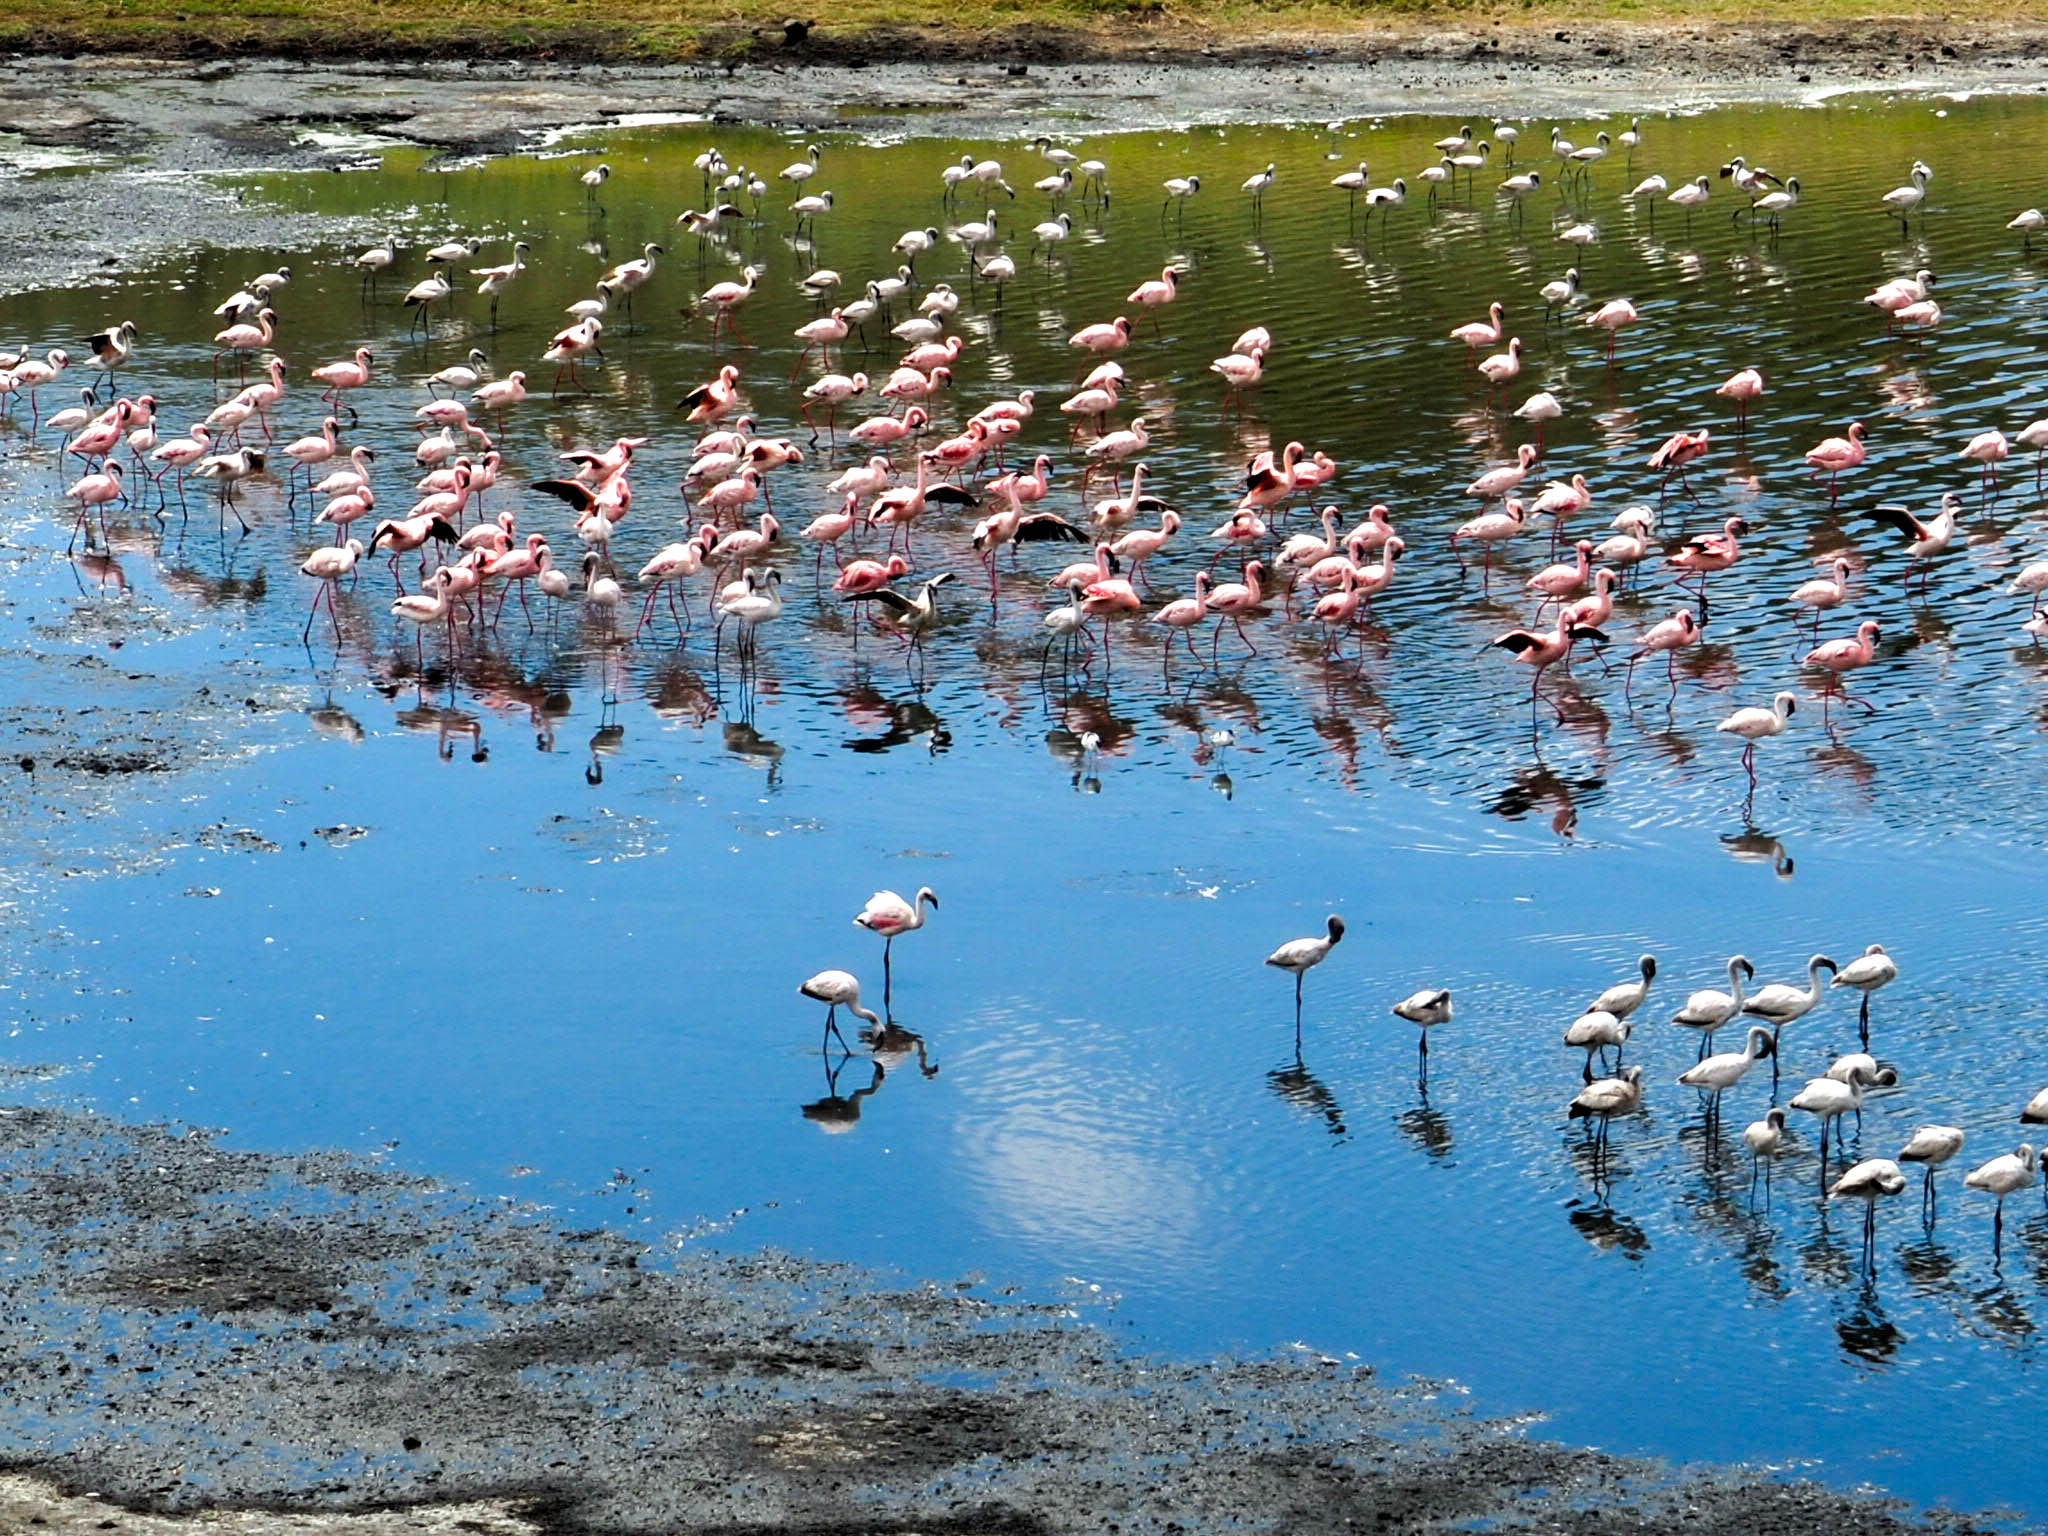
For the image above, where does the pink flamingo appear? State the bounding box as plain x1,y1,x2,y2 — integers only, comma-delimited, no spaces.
1477,336,1523,389
1530,473,1594,548
1083,417,1151,489
1239,441,1304,510
1467,443,1538,501
1450,301,1506,349
1452,499,1525,589
1593,507,1656,581
1789,557,1852,633
1492,609,1607,717
791,308,848,377
876,364,946,403
636,527,719,636
1205,560,1266,662
680,363,744,424
1276,505,1342,576
801,371,867,441
1867,494,1960,597
970,488,1085,593
299,538,364,641
149,421,213,508
543,318,603,394
1309,568,1365,655
985,453,1053,508
210,308,274,380
1352,536,1403,617
1051,542,1120,594
1067,316,1133,355
850,405,928,450
311,346,373,406
1669,515,1750,612
801,493,865,580
1092,462,1168,535
1079,570,1142,674
1110,507,1182,590
1208,509,1268,569
870,458,975,556
1210,343,1268,412
1715,367,1764,432
315,485,375,542
1342,504,1397,553
1561,568,1622,633
1960,429,2010,493
1126,267,1184,332
1583,297,1640,361
1804,619,1882,716
836,552,912,597
1302,535,1367,597
1626,608,1701,697
1805,421,1867,501
1527,539,1594,611
64,462,124,551
1148,571,1212,669
1647,428,1710,499
710,511,780,567
368,509,459,590
484,532,550,627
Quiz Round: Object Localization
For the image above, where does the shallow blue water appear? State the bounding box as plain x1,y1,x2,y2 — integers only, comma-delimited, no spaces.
5,91,2048,1521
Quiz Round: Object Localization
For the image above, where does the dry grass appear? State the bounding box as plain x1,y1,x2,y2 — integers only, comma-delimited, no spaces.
0,0,2031,62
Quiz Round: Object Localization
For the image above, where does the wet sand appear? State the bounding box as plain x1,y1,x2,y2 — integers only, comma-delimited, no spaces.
0,1104,2011,1533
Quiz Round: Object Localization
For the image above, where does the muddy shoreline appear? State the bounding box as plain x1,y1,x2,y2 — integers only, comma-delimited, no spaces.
0,1103,2014,1534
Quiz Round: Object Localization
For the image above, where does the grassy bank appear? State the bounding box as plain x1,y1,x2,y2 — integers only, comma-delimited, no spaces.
1,0,2038,68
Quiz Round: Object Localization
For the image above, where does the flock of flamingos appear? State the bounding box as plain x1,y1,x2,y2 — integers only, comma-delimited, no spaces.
18,113,2048,1266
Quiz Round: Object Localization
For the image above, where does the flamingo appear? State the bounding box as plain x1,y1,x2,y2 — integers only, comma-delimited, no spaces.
1467,443,1538,501
1672,956,1755,1059
1265,915,1343,1015
1832,944,1899,1048
1668,515,1749,611
1491,610,1607,716
1205,560,1267,662
1804,420,1867,501
855,887,937,997
1716,692,1798,786
1614,607,1695,698
1564,1009,1631,1083
1804,619,1882,715
1451,500,1525,588
1449,301,1506,349
1583,297,1640,361
1789,558,1852,632
1514,391,1563,448
1967,1144,2040,1257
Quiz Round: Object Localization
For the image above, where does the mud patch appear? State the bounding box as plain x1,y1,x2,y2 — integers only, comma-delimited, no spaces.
0,1105,2002,1535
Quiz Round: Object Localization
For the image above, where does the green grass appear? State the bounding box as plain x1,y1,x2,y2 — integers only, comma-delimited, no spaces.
0,0,2025,62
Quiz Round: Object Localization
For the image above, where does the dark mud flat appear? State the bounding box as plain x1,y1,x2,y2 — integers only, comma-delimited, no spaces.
0,1106,2008,1534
